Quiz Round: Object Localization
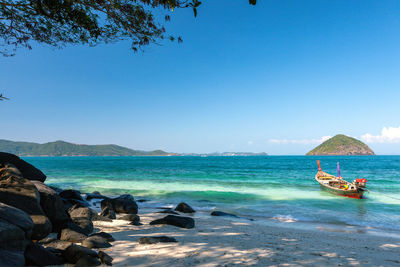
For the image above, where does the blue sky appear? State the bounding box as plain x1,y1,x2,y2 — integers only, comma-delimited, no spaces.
1,0,400,154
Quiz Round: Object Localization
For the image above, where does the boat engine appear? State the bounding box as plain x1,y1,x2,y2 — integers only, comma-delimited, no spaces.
354,178,367,188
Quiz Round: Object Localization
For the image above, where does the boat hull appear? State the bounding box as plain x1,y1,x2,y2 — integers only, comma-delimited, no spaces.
319,184,364,199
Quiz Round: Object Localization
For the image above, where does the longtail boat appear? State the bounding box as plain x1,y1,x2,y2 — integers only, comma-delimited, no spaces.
315,160,367,199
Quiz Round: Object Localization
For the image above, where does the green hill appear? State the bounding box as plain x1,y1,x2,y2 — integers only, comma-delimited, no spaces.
0,140,169,156
306,134,375,155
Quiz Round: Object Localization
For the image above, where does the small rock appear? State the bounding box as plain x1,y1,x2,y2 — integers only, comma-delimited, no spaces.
98,250,113,266
72,217,94,235
59,228,88,243
100,206,116,219
82,235,112,249
175,202,196,213
139,236,177,244
75,255,101,267
120,214,140,223
24,241,65,266
150,215,195,229
101,194,138,214
89,232,115,242
62,244,98,264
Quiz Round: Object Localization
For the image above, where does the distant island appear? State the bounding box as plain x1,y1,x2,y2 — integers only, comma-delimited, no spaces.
0,140,170,156
0,140,268,157
180,152,268,157
306,134,375,155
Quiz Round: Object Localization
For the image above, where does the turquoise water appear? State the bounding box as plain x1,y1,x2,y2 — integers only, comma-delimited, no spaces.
25,156,400,232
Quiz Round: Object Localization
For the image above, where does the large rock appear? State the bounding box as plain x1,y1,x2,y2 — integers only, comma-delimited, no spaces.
24,242,65,266
0,219,28,267
58,228,87,243
60,189,90,208
120,214,140,224
101,194,138,214
89,232,115,242
0,248,26,267
75,255,101,267
31,181,70,232
175,202,196,213
68,205,94,220
0,202,34,236
0,152,46,182
72,218,93,236
39,238,72,250
82,235,112,249
86,191,109,201
150,215,195,229
99,205,116,219
62,244,98,264
98,251,113,266
0,203,33,267
0,164,51,240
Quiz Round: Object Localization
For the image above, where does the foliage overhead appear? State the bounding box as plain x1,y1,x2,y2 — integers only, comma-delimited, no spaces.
0,0,256,56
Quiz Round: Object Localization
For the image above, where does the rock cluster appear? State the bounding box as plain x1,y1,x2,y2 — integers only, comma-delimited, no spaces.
0,154,117,267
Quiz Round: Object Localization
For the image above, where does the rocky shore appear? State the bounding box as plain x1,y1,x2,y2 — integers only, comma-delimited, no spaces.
1,152,400,266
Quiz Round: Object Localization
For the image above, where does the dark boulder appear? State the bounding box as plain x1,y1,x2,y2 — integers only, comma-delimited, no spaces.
68,205,94,220
0,219,27,251
24,242,65,266
120,214,140,224
101,194,138,214
31,181,70,232
0,202,33,235
100,205,116,219
82,235,112,249
0,165,51,240
0,248,26,267
92,213,113,222
59,189,84,201
175,202,196,213
150,215,195,229
98,250,113,266
62,244,98,264
75,255,101,267
60,189,90,207
139,236,177,244
86,191,109,201
0,219,28,267
0,152,46,182
72,217,93,236
38,238,72,250
58,228,87,243
0,203,33,267
210,211,239,218
89,232,115,242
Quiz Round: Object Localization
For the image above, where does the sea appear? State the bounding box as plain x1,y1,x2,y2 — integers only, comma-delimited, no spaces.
25,155,400,236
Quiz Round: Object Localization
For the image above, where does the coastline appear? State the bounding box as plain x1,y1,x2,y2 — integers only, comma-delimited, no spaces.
92,205,400,266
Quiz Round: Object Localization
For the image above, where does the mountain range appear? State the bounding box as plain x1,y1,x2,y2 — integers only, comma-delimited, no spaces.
0,140,170,156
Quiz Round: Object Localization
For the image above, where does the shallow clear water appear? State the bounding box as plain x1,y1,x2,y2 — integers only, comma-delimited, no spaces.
25,156,400,232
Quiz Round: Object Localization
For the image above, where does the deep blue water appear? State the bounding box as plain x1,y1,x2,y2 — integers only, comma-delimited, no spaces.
25,156,400,232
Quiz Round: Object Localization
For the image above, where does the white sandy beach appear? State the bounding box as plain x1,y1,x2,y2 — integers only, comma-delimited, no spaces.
92,208,400,267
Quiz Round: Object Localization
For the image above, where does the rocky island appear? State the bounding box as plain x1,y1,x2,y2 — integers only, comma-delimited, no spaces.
306,134,375,155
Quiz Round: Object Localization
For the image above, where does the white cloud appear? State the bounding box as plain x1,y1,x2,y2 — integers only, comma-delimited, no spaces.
361,126,400,143
268,136,331,145
247,141,254,145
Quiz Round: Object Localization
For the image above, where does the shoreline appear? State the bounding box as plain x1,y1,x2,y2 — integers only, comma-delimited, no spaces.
91,206,400,266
